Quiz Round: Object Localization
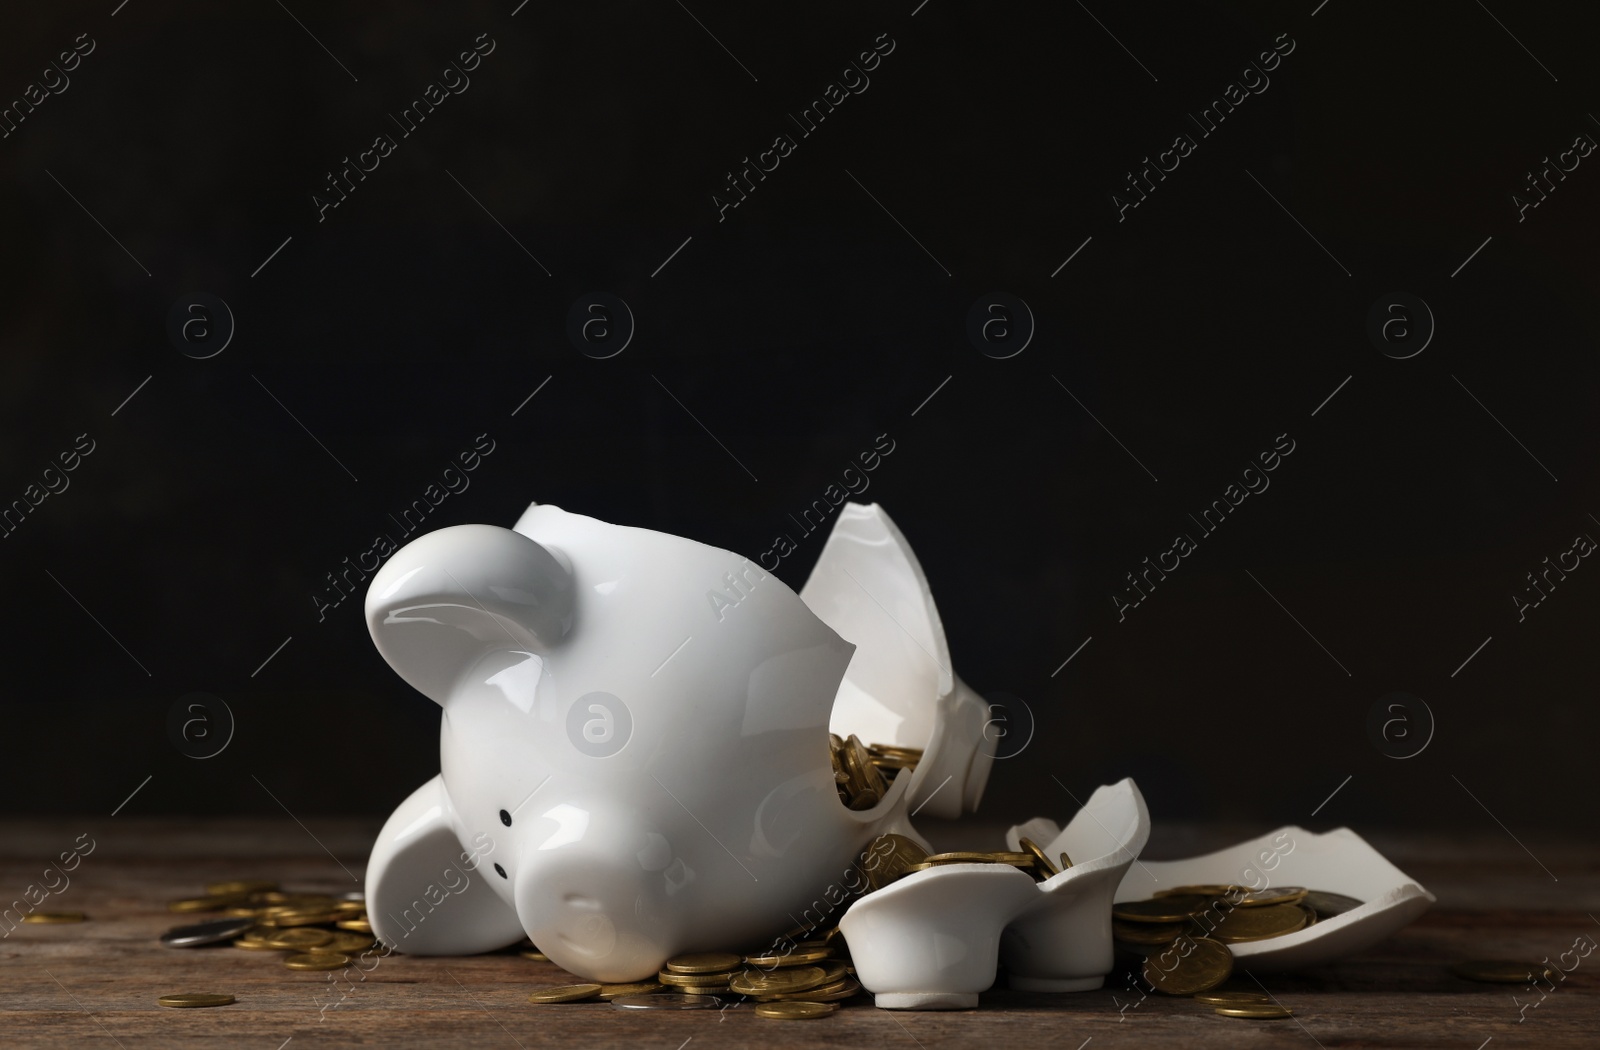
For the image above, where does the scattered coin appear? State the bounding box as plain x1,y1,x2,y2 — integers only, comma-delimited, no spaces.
1060,852,1073,871
755,1000,838,1019
232,936,281,951
22,912,86,924
1215,1003,1293,1019
761,977,862,1003
528,983,603,1003
263,928,333,951
158,993,236,1009
284,952,350,971
729,966,828,996
745,944,831,968
596,981,665,1000
335,917,373,933
519,949,549,961
1143,936,1233,996
160,918,258,948
665,951,744,974
658,971,734,989
1194,990,1270,1005
307,932,376,955
168,895,245,914
1452,960,1556,984
609,993,719,1010
262,908,341,927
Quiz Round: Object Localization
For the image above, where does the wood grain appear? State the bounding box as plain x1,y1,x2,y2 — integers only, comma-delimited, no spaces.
2,818,1596,1048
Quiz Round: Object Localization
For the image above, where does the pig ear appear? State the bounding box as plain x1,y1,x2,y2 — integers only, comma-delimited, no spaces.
366,524,575,707
366,775,526,954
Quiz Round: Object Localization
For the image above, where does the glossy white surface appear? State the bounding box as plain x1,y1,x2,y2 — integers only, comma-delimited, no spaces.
800,503,995,817
840,779,1151,1009
1114,825,1436,972
363,502,991,982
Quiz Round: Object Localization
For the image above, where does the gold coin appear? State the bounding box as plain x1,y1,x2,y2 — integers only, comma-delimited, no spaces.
665,951,744,974
169,895,245,914
658,970,735,988
1303,890,1364,917
221,907,266,919
519,949,549,961
1236,886,1308,908
1060,852,1073,871
232,937,281,951
263,928,333,950
1452,960,1556,984
866,743,923,760
729,965,828,996
924,851,1027,865
1113,919,1186,946
1215,1004,1293,1019
862,834,931,890
596,981,664,1000
206,880,277,896
760,977,861,1002
1209,903,1309,943
158,993,235,1009
755,1000,838,1019
1194,990,1270,1005
262,908,342,927
22,912,86,924
284,953,350,971
1143,936,1233,996
1156,884,1246,898
1114,895,1215,923
843,734,887,809
744,945,831,967
308,932,375,954
1017,837,1059,878
335,917,373,933
528,983,603,1003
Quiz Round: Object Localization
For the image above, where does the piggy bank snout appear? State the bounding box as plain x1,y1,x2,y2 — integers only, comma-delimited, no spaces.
513,810,684,982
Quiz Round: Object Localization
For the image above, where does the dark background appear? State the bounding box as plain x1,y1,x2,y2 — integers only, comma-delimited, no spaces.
2,0,1595,850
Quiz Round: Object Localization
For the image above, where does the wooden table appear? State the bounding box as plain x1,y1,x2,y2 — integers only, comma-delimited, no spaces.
3,818,1596,1048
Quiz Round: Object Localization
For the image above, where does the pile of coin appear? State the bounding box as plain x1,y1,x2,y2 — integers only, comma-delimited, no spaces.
527,940,863,1019
832,735,920,809
1111,884,1365,1020
160,880,375,978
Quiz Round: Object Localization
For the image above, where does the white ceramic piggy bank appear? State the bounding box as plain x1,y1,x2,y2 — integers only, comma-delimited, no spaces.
363,501,993,981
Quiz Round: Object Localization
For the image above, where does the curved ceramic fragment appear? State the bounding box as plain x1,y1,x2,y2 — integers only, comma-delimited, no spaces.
1114,825,1435,971
840,779,1150,1009
800,502,994,818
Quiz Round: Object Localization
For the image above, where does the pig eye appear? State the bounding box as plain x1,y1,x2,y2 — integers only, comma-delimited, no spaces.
494,863,507,879
499,809,512,826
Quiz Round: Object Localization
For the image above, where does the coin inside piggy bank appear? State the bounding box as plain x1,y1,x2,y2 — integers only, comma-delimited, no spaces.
362,501,993,981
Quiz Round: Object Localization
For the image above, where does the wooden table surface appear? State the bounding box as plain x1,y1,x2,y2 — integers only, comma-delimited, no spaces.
3,817,1596,1048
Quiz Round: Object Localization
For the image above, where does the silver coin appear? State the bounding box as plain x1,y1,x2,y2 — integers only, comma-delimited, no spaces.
160,917,258,948
609,993,719,1010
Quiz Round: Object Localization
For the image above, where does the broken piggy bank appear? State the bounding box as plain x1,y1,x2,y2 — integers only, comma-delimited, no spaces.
362,501,994,981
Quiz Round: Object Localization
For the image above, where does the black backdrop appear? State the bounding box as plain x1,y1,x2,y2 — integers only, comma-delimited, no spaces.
3,1,1597,848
